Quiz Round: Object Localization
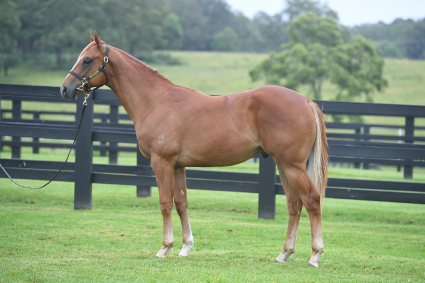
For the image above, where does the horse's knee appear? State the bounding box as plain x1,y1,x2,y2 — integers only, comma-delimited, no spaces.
160,200,173,214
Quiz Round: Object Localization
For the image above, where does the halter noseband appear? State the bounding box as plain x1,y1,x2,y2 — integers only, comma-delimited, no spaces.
69,45,110,97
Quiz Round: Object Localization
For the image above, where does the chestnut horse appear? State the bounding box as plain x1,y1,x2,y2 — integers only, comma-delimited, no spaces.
60,32,328,267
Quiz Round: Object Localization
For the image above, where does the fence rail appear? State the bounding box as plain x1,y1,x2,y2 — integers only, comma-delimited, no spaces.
1,84,424,219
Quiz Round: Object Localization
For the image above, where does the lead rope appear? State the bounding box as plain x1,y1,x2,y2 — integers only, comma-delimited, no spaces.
0,92,91,189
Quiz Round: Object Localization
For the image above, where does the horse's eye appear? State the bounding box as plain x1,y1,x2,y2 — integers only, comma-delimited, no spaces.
83,58,92,65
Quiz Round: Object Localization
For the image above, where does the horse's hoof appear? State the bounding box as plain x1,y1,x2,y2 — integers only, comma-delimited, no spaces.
275,251,293,263
178,240,194,257
307,262,318,268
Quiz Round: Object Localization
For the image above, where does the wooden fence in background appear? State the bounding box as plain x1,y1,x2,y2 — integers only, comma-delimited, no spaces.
1,84,424,219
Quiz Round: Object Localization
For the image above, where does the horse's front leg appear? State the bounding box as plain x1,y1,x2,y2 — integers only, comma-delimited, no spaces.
173,167,194,256
152,158,176,258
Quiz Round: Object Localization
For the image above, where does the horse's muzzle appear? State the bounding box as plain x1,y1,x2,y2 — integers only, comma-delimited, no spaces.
60,85,78,100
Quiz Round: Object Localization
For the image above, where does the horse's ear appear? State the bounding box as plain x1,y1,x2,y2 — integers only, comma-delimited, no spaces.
94,31,101,45
94,31,106,52
90,31,95,42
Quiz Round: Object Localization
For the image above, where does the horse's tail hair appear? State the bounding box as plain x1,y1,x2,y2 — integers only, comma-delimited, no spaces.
307,101,328,210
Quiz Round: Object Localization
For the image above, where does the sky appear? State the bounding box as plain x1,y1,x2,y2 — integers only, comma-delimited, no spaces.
226,0,425,26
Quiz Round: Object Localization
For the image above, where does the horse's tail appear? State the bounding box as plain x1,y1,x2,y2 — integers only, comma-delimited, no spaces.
307,101,328,210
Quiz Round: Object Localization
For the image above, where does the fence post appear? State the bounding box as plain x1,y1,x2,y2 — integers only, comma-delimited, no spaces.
258,156,276,219
12,100,21,159
109,105,118,164
363,125,370,169
404,117,414,179
33,111,40,154
74,94,94,210
137,147,152,197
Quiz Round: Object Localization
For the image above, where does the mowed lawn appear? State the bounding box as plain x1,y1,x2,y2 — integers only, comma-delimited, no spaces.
1,180,425,282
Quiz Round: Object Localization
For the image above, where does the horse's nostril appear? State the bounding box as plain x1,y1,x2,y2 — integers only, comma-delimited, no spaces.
62,86,67,95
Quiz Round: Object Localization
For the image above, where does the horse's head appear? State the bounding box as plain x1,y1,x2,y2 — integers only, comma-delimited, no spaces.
60,31,109,100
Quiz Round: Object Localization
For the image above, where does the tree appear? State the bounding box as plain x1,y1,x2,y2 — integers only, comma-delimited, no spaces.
199,0,234,37
169,0,210,50
249,42,329,97
405,18,425,59
286,13,343,48
14,0,44,54
252,12,288,52
283,0,338,22
161,13,184,50
232,12,263,52
98,0,169,55
375,41,403,58
0,0,21,76
211,27,240,51
331,36,388,102
37,0,105,69
351,17,425,60
250,13,388,104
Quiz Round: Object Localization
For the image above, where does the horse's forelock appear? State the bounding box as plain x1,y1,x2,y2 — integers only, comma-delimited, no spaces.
78,42,97,59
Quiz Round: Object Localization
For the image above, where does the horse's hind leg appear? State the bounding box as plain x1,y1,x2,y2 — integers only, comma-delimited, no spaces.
172,168,194,256
279,164,324,267
275,167,303,263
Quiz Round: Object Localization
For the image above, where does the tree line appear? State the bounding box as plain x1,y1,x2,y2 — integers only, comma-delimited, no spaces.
352,19,425,60
0,0,424,76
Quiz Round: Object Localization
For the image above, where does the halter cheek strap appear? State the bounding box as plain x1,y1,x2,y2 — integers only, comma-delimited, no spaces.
69,45,110,93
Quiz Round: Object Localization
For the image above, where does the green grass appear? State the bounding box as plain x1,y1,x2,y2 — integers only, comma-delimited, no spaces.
1,180,425,282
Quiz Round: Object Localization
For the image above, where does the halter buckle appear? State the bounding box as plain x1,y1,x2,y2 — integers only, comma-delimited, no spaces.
77,78,88,92
104,56,109,63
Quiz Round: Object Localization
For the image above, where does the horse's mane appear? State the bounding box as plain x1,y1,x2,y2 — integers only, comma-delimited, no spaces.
113,47,175,85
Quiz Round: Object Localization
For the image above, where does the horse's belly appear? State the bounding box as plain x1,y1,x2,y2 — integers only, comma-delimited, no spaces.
177,131,260,167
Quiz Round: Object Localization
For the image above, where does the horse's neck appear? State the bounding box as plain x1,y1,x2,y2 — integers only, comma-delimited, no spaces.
106,47,176,121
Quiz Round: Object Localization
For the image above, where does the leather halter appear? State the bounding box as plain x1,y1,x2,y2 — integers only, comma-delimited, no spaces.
69,45,110,94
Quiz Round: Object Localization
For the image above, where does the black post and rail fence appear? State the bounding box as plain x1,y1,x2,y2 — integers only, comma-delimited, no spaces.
1,84,424,219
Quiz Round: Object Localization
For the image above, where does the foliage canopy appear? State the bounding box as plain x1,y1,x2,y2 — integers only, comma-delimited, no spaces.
250,13,388,105
0,0,424,75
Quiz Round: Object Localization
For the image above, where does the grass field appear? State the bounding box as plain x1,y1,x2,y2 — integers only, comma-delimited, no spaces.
1,180,425,282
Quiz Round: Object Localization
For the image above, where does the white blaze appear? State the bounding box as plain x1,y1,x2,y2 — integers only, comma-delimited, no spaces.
65,52,87,79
